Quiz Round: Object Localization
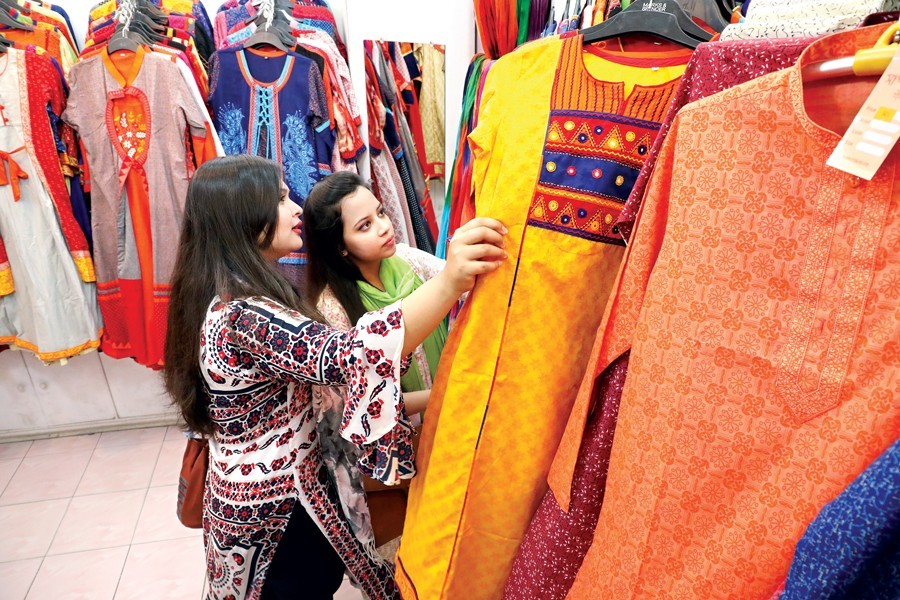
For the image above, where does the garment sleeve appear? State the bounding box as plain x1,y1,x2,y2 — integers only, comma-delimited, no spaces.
225,298,414,483
213,11,229,49
60,62,83,132
175,59,224,159
207,51,221,99
170,60,221,165
308,62,335,178
172,62,211,138
466,60,504,216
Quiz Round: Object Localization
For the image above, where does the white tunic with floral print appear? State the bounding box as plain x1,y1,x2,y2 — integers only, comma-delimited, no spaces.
200,296,414,600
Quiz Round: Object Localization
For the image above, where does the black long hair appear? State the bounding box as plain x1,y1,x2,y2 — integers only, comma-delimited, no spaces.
164,155,324,435
304,171,371,325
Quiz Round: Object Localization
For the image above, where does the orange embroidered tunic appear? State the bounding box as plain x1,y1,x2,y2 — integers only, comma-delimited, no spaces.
394,35,690,600
552,25,900,599
63,47,213,367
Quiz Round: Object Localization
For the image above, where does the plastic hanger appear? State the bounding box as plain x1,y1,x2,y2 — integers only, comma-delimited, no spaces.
687,0,729,33
107,30,142,53
0,0,31,17
132,10,166,34
108,0,159,53
136,0,168,23
803,23,900,81
580,0,713,48
244,0,295,52
0,2,34,31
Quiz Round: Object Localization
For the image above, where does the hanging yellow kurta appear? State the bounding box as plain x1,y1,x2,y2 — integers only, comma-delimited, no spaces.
395,35,691,600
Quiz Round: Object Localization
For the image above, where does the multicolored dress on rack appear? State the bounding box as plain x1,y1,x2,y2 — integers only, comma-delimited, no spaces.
394,34,691,600
63,46,215,367
0,49,102,361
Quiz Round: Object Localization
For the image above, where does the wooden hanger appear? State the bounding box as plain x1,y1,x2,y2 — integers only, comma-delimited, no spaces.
803,23,900,82
581,0,713,49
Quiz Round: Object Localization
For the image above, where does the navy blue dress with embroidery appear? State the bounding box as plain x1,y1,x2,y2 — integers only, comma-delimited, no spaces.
209,47,335,284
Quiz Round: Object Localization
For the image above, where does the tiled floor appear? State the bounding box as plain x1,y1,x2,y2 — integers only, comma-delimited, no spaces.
0,427,364,599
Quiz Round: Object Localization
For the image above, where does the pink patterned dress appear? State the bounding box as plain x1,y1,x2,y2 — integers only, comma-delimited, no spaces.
200,296,414,600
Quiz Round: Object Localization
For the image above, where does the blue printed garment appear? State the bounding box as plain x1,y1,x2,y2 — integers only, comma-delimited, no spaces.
209,47,334,286
780,439,900,600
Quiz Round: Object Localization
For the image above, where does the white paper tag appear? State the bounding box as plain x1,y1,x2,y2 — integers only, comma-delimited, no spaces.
826,51,900,181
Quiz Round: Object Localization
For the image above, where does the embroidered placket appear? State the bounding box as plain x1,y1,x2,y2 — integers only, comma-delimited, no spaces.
239,51,293,163
776,160,895,421
775,69,896,421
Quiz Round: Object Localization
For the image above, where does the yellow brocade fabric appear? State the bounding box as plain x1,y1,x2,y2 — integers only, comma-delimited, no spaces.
395,35,690,600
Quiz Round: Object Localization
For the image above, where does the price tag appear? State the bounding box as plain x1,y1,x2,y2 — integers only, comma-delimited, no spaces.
826,51,900,181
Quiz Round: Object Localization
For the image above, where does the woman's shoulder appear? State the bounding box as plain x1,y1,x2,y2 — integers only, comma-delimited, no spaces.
206,296,309,329
396,244,445,280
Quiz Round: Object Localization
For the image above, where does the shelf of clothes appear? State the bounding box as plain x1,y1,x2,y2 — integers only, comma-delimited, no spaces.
210,0,444,280
0,0,447,370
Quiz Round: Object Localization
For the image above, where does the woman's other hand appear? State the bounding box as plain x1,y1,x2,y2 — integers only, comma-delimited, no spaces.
441,218,508,294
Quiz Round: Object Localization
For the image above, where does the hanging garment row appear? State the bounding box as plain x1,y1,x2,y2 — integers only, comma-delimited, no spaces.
0,0,79,72
0,0,90,362
364,40,438,254
399,0,900,597
209,0,442,293
0,0,444,367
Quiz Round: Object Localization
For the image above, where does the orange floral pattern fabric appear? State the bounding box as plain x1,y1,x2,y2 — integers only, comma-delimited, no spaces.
558,25,900,599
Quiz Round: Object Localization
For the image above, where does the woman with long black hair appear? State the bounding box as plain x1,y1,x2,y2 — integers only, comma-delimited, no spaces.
163,155,506,600
302,171,451,561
